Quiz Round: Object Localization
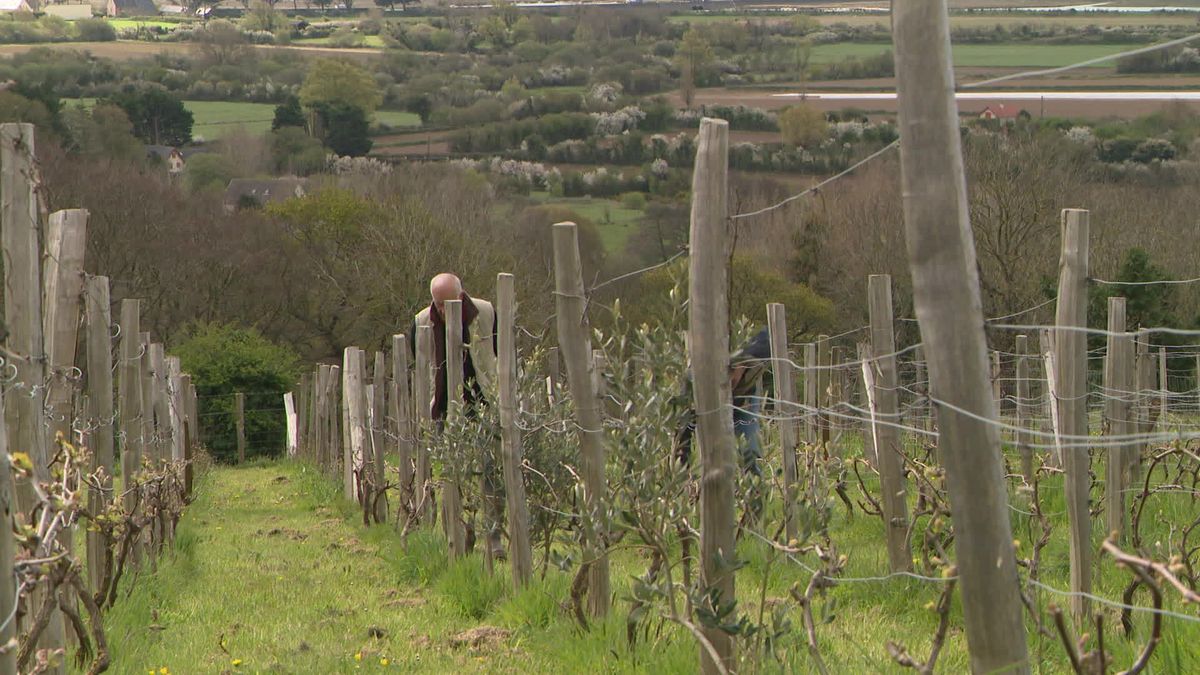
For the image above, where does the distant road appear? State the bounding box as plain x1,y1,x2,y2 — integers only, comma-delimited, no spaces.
773,91,1200,101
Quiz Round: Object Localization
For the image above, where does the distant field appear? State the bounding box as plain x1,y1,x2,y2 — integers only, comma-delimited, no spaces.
670,11,1198,28
531,193,644,253
809,41,1144,67
64,98,419,140
108,19,184,30
292,35,387,48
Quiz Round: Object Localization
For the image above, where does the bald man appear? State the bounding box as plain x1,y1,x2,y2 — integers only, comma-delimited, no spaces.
409,273,503,557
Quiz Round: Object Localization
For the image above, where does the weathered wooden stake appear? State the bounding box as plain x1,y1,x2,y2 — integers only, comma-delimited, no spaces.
688,118,736,673
43,209,88,461
235,392,247,465
497,273,534,587
117,301,143,512
552,221,611,619
415,325,434,524
1158,346,1168,429
1105,297,1132,542
803,342,818,446
392,335,415,523
1055,209,1092,623
1015,335,1033,484
767,303,799,544
868,274,913,573
371,351,389,522
443,300,467,558
816,335,832,446
85,276,114,594
892,4,1029,670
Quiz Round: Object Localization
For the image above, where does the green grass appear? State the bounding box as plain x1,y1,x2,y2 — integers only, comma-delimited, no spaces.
107,19,182,30
62,99,419,140
809,41,1146,68
94,450,1200,673
529,192,646,253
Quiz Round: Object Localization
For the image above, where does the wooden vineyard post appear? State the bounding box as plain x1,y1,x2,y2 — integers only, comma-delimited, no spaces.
392,335,415,524
1158,347,1168,430
0,385,15,675
343,348,370,506
868,275,913,573
803,343,818,446
314,366,328,471
168,357,185,464
991,350,1003,423
892,4,1030,671
1134,331,1153,482
415,325,434,524
118,301,143,515
139,335,156,470
371,352,389,523
151,345,172,468
913,345,929,433
327,365,341,478
816,335,832,447
767,303,799,543
552,221,611,619
180,374,194,497
497,273,534,587
688,118,736,673
1105,298,1133,542
235,392,246,465
1015,335,1033,484
830,346,847,449
2,123,49,506
1055,208,1092,623
443,300,467,559
285,393,298,458
85,276,115,594
43,209,88,466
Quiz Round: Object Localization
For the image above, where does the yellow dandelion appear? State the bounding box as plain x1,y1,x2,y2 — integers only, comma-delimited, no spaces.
354,652,363,662
160,668,170,675
380,658,390,666
232,659,243,667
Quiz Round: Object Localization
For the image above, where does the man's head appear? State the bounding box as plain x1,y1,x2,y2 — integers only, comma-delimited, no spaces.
430,273,463,315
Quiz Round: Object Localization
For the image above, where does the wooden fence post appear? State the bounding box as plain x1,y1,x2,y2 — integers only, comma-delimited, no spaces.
180,375,194,497
1015,335,1033,484
552,221,611,619
1105,297,1132,542
767,303,799,544
43,209,88,468
991,350,1003,422
816,335,831,447
152,345,172,469
804,343,818,446
1054,208,1092,623
497,273,533,587
443,300,467,559
118,301,143,513
415,326,434,525
343,348,369,505
1158,347,1168,429
688,118,736,673
139,334,156,470
2,123,49,507
371,351,389,522
167,357,185,465
913,345,929,433
892,4,1029,671
328,365,341,479
85,276,115,594
392,335,415,524
0,385,15,675
235,392,246,465
868,274,913,574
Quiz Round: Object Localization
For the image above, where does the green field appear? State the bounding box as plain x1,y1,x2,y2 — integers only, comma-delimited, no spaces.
107,19,184,30
810,41,1145,67
64,99,420,140
531,192,645,253
293,35,388,48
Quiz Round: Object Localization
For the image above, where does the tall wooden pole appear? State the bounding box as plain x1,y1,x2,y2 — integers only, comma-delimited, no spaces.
43,209,88,454
688,118,736,674
868,275,912,573
85,276,115,594
371,351,389,522
497,273,533,587
180,375,194,497
816,335,832,446
442,300,467,558
2,123,49,500
892,4,1029,671
803,343,818,446
767,303,798,544
415,325,434,524
1015,335,1033,484
392,335,415,520
1105,297,1132,542
1158,347,1168,429
552,221,611,618
1055,209,1092,623
235,392,246,465
118,301,143,509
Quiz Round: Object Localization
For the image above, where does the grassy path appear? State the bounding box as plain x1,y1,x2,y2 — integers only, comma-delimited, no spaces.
100,463,529,673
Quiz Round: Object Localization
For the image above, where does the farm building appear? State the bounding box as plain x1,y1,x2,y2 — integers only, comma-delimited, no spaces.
0,0,33,11
43,3,92,18
106,0,156,16
223,178,307,212
978,104,1031,123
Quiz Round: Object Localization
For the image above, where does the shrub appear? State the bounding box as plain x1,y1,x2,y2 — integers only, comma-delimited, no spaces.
173,323,301,463
75,19,117,42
